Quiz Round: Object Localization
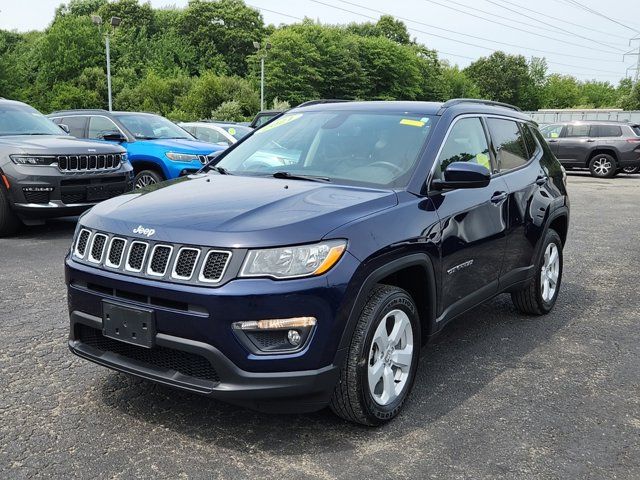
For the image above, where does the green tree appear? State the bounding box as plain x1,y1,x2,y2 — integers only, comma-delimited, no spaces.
439,64,480,100
542,74,581,109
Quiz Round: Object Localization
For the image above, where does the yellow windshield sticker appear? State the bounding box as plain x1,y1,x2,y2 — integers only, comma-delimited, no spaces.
551,132,559,138
400,119,425,127
256,113,303,134
228,127,236,135
476,153,491,170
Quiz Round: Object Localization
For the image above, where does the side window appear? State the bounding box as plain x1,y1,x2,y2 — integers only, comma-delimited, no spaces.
197,127,229,145
88,116,120,139
436,117,491,178
522,124,539,159
540,124,563,139
486,118,529,172
59,116,88,138
565,124,590,137
591,124,622,138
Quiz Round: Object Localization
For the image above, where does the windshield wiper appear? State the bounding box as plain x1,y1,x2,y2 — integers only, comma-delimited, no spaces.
272,171,331,183
211,166,232,175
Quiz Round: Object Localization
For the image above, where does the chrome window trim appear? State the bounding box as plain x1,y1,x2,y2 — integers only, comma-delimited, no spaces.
104,237,127,269
73,228,92,259
146,244,174,277
87,233,108,264
171,247,201,281
198,250,232,284
125,241,149,273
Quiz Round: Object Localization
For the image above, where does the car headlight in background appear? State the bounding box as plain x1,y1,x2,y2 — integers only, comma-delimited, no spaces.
10,155,57,166
120,152,129,163
240,240,347,279
165,152,199,162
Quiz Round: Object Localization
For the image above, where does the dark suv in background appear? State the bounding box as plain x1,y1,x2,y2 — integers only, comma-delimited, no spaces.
540,120,640,177
66,99,569,425
0,99,132,236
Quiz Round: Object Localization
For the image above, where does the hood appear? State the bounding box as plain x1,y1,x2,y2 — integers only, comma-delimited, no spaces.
0,135,126,155
142,138,225,153
83,174,397,247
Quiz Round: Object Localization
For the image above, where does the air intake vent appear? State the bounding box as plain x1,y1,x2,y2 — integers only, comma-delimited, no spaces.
126,241,148,272
199,251,231,283
106,238,126,268
88,234,107,263
74,229,91,258
172,248,200,280
148,245,173,276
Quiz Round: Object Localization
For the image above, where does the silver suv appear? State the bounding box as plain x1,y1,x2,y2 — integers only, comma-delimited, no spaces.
540,121,640,177
0,99,133,236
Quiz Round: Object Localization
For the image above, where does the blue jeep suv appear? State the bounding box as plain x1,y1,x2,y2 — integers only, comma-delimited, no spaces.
48,110,225,188
65,99,570,425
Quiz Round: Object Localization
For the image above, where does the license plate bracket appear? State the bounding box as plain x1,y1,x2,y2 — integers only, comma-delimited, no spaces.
102,301,155,349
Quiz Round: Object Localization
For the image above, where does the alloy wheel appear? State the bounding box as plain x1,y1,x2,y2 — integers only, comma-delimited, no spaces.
592,157,612,176
367,309,414,406
135,174,157,189
540,243,560,303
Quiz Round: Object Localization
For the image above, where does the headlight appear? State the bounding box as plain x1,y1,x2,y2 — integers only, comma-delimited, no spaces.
165,152,199,162
121,153,129,163
10,155,57,166
240,240,347,279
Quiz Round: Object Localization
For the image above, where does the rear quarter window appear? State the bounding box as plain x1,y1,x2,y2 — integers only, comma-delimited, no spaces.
591,125,622,138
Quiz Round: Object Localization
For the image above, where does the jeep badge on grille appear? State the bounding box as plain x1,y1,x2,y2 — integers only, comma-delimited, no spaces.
133,225,155,237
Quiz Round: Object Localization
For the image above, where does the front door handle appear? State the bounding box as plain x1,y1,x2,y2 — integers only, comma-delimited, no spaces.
536,175,548,186
548,139,558,143
586,139,596,143
491,191,508,204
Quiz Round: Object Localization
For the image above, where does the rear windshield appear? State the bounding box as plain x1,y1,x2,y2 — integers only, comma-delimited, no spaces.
0,103,64,136
217,111,436,188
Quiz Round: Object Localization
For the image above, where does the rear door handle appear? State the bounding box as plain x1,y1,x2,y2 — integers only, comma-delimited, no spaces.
548,139,558,143
586,139,596,143
491,191,508,204
536,175,548,186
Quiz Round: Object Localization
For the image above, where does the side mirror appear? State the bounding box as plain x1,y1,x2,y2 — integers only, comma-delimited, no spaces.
431,162,491,190
58,124,70,134
102,132,127,142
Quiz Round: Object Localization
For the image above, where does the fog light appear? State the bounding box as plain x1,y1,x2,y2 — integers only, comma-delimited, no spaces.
287,329,301,346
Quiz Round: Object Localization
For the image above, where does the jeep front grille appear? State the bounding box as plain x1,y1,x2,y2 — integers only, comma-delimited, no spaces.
71,229,232,286
57,154,122,172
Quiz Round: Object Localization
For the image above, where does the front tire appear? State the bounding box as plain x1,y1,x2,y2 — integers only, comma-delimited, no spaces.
589,154,616,178
330,285,420,426
511,229,563,315
0,184,22,237
622,166,640,174
134,170,164,189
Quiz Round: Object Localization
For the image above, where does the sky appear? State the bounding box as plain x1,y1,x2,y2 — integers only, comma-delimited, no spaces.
1,0,640,83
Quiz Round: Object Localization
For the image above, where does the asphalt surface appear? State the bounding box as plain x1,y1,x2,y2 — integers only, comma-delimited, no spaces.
1,173,639,479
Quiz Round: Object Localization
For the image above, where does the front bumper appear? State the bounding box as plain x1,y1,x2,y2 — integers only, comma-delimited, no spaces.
66,253,360,411
3,162,134,218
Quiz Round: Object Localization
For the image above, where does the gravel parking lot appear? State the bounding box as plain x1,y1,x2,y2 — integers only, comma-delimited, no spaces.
1,173,639,479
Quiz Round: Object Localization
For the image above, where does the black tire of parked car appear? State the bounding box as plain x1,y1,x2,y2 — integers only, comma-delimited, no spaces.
330,284,420,426
0,184,22,237
511,229,563,315
623,166,640,174
588,154,617,178
134,169,164,189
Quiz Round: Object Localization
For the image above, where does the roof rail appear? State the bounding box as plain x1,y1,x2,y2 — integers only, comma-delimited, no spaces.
439,98,522,113
48,108,110,114
296,99,352,108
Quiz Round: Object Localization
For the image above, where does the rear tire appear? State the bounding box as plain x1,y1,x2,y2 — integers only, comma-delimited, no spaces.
589,154,616,178
330,285,420,426
134,170,164,189
0,184,22,237
511,229,563,315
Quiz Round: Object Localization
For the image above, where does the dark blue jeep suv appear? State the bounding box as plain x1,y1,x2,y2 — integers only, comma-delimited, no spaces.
66,99,569,425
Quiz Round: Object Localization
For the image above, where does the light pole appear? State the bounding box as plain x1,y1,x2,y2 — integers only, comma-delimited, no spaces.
92,15,121,111
253,41,272,111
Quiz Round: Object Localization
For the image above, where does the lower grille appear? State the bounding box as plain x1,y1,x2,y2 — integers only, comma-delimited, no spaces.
23,190,50,204
76,324,219,382
61,192,85,204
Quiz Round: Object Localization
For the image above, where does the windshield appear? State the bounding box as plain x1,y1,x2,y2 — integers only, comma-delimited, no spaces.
221,125,252,140
0,103,65,136
216,111,435,188
115,113,194,140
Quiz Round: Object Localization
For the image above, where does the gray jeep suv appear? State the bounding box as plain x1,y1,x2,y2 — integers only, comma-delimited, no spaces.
0,99,133,236
540,120,640,178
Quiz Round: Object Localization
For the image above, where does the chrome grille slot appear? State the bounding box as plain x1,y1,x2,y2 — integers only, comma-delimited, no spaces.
126,241,149,272
199,250,231,283
147,245,173,277
106,238,127,268
88,234,108,263
74,229,91,258
57,153,121,172
172,248,200,280
88,155,97,169
79,155,88,170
